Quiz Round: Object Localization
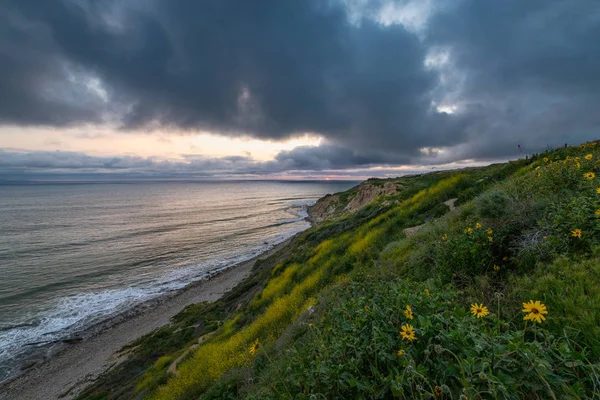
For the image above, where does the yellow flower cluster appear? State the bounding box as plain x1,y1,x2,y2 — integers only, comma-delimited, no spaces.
522,300,548,323
404,305,414,320
470,303,490,318
536,143,599,181
400,324,416,342
469,300,549,323
399,304,417,344
460,224,494,241
580,142,598,149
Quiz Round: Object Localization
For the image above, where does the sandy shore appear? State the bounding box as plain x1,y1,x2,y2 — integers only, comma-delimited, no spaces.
0,239,291,400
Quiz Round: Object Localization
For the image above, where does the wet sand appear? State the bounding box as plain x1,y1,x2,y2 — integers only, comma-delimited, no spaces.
0,239,291,400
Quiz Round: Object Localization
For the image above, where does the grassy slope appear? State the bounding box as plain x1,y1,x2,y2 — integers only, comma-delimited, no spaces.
79,142,600,400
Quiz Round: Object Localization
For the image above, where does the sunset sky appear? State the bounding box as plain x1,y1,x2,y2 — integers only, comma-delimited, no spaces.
1,0,598,180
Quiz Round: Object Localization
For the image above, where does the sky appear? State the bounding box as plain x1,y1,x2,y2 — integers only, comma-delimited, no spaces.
0,0,599,181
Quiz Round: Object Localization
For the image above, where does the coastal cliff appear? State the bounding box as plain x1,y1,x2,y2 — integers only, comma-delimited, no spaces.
307,179,401,223
74,141,599,400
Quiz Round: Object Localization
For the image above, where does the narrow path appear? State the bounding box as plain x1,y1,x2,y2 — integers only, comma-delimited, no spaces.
403,198,458,237
167,332,215,376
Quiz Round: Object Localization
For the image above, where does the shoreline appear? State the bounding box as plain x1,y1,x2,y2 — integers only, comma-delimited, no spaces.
0,237,294,400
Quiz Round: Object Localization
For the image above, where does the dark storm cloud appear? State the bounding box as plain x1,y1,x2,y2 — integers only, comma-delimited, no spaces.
1,0,599,167
0,0,468,158
425,0,600,157
0,3,101,126
275,145,388,170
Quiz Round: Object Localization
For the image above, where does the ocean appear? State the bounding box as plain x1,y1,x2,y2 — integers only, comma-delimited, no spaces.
0,180,356,382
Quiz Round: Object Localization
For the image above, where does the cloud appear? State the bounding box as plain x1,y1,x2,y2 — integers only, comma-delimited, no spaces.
0,147,490,181
0,1,464,156
0,0,599,169
425,0,600,157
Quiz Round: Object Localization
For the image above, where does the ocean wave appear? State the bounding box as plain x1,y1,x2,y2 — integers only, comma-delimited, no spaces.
0,210,311,383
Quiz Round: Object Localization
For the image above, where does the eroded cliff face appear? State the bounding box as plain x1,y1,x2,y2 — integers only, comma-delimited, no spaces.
308,180,401,224
307,193,341,224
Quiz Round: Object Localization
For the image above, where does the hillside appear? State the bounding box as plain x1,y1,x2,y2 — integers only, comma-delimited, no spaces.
78,141,599,400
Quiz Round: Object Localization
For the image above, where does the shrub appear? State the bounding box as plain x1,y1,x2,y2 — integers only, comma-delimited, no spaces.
476,189,512,219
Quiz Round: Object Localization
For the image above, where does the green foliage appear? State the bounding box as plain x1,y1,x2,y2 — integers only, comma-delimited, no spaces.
511,256,600,357
244,280,598,399
455,186,477,206
477,189,511,218
136,356,173,393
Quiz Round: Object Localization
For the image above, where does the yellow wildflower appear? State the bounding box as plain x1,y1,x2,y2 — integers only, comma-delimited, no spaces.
400,324,417,342
434,386,444,399
488,236,494,243
308,323,313,328
364,305,370,313
535,166,540,171
486,228,493,235
425,289,430,296
585,154,593,160
503,256,508,261
597,188,600,194
465,227,473,234
537,172,541,177
470,303,490,318
397,349,405,357
493,264,500,271
571,228,583,238
249,339,260,356
595,209,600,216
475,222,482,229
441,234,448,241
543,157,549,162
404,305,414,320
584,172,595,180
522,300,548,323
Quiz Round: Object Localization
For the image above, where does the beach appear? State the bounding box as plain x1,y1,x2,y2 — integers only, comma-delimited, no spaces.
0,239,291,400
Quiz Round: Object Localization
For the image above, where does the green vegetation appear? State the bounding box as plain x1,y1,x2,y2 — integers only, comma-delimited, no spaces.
78,141,600,399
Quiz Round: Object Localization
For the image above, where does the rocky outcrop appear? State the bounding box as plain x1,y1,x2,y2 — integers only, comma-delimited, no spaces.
308,180,401,224
344,181,399,214
307,193,341,224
